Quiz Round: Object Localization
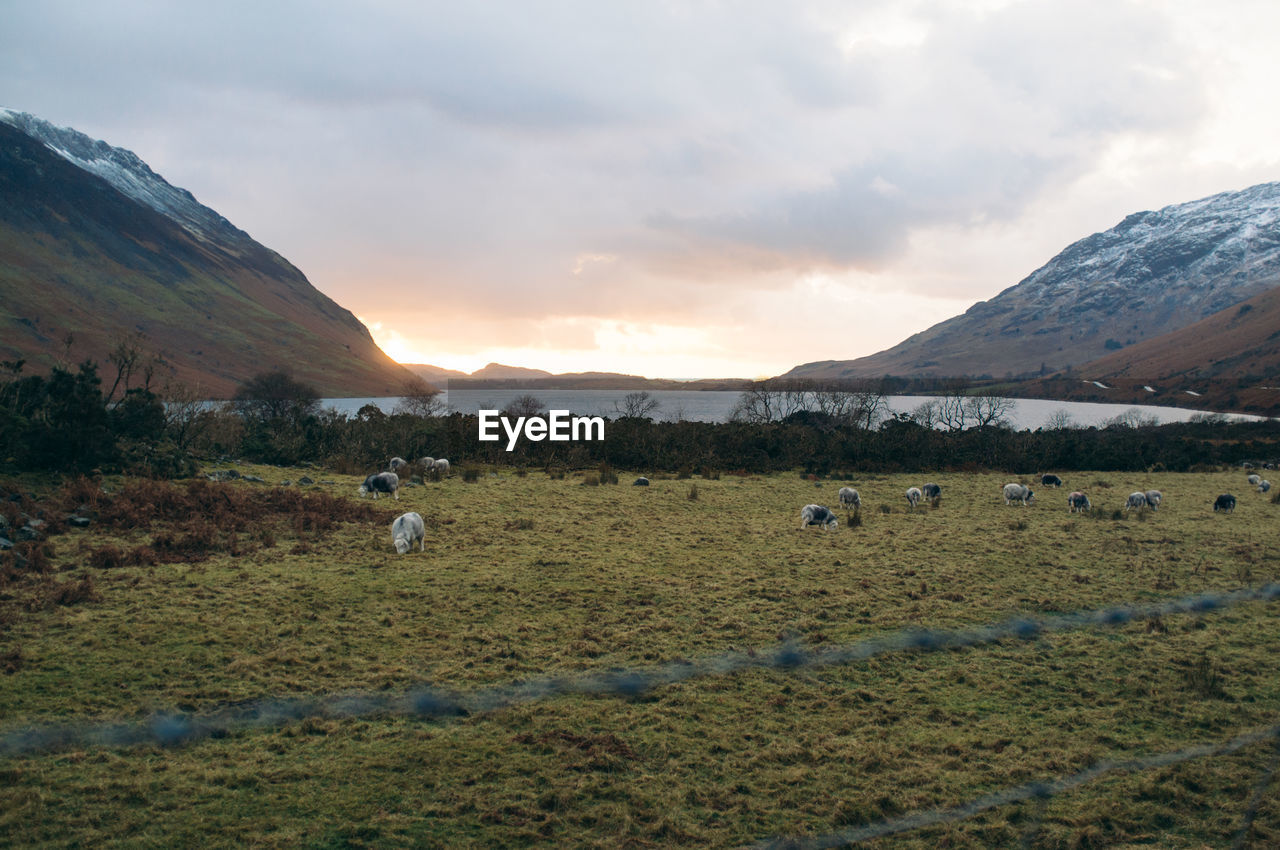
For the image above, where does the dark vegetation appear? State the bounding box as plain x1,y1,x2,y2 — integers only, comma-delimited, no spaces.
0,475,398,615
2,366,1279,479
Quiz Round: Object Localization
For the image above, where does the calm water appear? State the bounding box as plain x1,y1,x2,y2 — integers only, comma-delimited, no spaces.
320,389,1265,429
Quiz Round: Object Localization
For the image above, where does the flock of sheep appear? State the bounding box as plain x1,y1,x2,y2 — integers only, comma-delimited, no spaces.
355,456,450,554
800,469,1272,530
355,454,1272,547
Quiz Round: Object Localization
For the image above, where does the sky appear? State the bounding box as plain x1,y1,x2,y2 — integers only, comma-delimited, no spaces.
4,1,1280,379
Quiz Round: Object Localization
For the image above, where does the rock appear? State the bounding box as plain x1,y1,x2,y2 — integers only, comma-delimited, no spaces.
0,536,12,550
298,476,314,485
17,526,39,541
320,480,336,485
279,480,293,487
68,516,92,528
242,475,264,483
633,477,650,486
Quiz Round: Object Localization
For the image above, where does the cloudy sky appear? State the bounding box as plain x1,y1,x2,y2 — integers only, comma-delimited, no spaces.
5,1,1280,378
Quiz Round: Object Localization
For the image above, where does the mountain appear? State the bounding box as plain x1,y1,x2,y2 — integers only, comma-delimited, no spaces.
0,108,415,398
784,182,1280,381
403,363,470,383
468,363,555,380
1011,284,1280,415
423,362,749,390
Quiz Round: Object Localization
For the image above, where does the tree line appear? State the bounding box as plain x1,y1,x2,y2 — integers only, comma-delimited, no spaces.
2,366,1277,477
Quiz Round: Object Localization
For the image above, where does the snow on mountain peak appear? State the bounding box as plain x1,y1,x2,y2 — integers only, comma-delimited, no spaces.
0,107,249,248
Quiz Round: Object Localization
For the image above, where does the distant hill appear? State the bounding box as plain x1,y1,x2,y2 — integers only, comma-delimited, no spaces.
403,363,470,383
418,362,748,391
468,362,555,380
0,109,414,398
784,182,1280,381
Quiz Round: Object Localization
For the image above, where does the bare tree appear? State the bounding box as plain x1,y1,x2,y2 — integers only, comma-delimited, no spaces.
964,393,1014,427
160,380,214,451
936,392,969,431
1044,408,1076,430
730,380,807,423
105,331,156,404
503,394,546,418
614,391,660,419
394,377,447,417
912,398,942,429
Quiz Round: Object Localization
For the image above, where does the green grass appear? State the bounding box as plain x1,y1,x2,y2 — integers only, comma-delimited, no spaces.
1,467,1278,847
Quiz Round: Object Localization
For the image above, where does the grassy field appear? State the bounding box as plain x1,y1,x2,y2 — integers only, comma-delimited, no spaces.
1,464,1278,848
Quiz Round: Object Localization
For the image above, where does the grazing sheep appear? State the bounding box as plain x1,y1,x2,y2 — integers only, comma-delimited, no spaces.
1002,483,1034,506
1258,480,1272,494
1067,491,1091,513
921,483,941,501
391,512,425,554
1144,490,1162,511
905,487,923,509
1124,491,1148,513
838,486,861,509
417,457,435,476
1247,473,1261,486
1041,473,1063,488
633,477,650,486
800,504,838,530
1213,493,1237,512
432,458,451,476
389,457,409,473
359,471,400,500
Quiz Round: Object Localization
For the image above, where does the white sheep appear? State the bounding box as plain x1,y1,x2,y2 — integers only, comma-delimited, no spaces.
905,487,922,509
1124,491,1148,513
1002,483,1034,506
391,512,425,554
838,487,860,509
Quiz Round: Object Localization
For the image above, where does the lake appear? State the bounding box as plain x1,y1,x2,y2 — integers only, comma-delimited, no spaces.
319,389,1266,430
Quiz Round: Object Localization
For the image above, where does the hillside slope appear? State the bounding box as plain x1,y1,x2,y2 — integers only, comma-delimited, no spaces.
1013,285,1280,414
784,182,1280,380
0,110,414,398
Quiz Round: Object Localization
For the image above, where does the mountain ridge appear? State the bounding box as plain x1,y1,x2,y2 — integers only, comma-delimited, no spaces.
0,110,414,398
783,181,1280,381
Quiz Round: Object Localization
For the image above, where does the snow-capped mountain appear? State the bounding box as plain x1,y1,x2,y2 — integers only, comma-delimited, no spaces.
0,107,255,253
0,109,414,397
785,182,1280,380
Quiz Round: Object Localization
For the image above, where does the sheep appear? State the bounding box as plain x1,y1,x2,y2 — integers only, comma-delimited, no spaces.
432,458,451,476
358,471,400,499
417,457,435,476
1002,483,1034,506
838,486,860,509
905,487,923,509
1067,491,1091,512
921,483,941,501
1259,480,1272,494
1213,493,1237,512
389,456,409,474
1144,489,1162,511
1124,491,1148,513
800,504,838,530
1041,473,1063,488
1247,473,1261,486
391,512,425,554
